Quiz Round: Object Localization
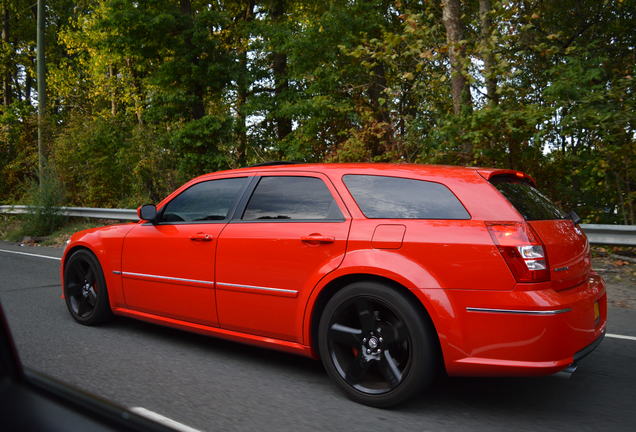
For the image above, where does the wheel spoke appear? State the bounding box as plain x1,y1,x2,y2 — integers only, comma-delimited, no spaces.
86,287,98,307
378,350,402,387
69,295,80,314
69,264,84,284
379,321,408,347
77,297,90,316
345,354,370,384
354,298,375,334
85,267,96,285
329,323,362,347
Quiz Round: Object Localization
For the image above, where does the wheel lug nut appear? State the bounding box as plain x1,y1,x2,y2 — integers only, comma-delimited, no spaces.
377,328,382,333
362,338,367,343
379,337,383,343
366,349,371,354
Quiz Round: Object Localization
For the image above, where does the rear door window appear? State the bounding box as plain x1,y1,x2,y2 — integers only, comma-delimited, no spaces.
490,176,566,221
343,175,470,219
242,176,344,221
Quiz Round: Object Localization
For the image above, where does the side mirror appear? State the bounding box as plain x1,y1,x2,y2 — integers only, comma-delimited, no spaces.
137,204,158,223
567,210,581,225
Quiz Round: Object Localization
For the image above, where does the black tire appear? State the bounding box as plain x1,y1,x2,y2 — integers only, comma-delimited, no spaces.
318,281,437,408
63,249,113,325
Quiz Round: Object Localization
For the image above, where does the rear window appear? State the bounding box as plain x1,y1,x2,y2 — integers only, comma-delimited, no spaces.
343,175,470,219
490,176,566,221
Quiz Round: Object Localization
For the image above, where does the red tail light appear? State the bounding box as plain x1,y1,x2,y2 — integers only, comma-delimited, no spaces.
486,222,550,283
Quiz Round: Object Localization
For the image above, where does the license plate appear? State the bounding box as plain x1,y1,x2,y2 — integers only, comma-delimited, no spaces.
594,301,600,323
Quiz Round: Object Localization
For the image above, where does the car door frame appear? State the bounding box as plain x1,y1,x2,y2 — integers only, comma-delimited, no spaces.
213,170,353,342
120,173,255,325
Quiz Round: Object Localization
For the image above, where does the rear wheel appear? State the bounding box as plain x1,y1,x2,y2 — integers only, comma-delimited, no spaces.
64,249,113,325
318,281,437,407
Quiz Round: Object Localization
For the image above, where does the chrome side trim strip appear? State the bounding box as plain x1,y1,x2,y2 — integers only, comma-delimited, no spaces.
120,271,214,286
113,271,295,294
216,282,298,295
466,307,572,315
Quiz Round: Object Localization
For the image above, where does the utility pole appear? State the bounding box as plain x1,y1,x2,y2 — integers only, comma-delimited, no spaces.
37,0,45,183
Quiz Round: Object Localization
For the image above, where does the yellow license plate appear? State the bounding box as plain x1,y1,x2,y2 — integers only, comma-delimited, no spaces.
594,301,600,323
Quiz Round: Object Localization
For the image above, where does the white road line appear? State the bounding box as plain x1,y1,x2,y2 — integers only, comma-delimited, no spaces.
606,333,636,341
3,246,636,344
129,407,202,432
0,248,61,261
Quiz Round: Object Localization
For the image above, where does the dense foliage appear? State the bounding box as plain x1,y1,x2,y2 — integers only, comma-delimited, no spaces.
0,0,634,223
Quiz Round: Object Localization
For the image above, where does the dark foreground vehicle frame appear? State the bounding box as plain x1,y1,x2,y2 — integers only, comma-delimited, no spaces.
0,302,181,432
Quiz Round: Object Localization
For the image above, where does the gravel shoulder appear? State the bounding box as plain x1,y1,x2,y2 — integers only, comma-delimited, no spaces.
592,249,636,310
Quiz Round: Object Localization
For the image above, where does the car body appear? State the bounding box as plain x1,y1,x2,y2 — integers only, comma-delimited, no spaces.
61,163,606,406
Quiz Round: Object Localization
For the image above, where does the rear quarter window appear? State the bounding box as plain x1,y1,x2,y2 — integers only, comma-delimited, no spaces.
343,174,470,219
490,176,566,221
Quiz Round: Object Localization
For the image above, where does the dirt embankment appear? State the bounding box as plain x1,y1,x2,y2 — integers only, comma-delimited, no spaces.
592,247,636,310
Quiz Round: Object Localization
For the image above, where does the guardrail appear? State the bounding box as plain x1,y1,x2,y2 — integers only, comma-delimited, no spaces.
1,205,635,245
580,224,636,246
0,205,138,221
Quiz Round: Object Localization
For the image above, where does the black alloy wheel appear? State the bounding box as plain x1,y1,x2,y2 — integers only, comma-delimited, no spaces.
64,249,113,325
319,281,437,407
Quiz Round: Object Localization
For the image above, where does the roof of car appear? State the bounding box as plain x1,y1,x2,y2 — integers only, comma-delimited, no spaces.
207,162,476,175
193,162,533,184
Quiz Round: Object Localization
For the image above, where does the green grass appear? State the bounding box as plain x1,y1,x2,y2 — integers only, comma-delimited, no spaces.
43,218,124,247
0,215,123,247
0,215,22,242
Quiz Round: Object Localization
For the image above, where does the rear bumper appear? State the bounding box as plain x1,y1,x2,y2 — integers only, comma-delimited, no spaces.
574,329,605,363
420,272,607,376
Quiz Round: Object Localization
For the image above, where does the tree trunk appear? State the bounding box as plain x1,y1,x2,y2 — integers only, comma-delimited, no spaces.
441,0,473,159
25,57,33,104
109,64,117,116
271,0,292,142
441,0,472,115
368,63,393,157
180,0,205,120
125,57,144,125
2,1,11,107
235,1,255,166
236,49,248,166
479,0,497,106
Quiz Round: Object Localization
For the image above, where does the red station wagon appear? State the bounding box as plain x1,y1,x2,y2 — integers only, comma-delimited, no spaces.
61,163,607,407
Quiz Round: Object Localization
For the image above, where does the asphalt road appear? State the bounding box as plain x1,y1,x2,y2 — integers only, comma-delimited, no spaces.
1,241,635,432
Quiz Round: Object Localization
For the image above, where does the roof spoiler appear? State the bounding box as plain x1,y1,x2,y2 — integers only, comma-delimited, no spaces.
477,169,537,187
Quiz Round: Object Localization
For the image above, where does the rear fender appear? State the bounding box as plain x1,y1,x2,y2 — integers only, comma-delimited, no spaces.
302,249,463,363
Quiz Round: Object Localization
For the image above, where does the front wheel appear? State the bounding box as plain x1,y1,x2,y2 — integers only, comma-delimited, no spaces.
318,281,437,407
64,249,113,325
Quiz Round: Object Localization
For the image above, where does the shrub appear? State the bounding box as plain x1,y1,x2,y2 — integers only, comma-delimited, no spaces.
17,167,67,238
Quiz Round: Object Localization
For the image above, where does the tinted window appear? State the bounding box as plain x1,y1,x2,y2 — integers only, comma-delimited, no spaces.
243,176,343,220
161,177,247,222
490,176,565,221
343,175,470,219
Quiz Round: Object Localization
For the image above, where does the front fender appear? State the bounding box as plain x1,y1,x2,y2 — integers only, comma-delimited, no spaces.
61,223,136,309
